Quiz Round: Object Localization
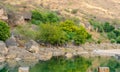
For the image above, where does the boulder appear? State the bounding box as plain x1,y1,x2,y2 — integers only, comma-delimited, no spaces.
0,8,8,21
8,11,25,26
25,40,39,53
6,46,37,60
5,36,18,48
21,11,32,21
0,41,8,55
35,51,52,61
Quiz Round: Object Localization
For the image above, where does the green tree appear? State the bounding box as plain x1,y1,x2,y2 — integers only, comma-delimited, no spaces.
0,20,10,41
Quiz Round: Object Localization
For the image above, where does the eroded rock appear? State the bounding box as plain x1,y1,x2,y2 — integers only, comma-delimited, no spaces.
25,40,39,53
5,36,18,48
0,41,8,55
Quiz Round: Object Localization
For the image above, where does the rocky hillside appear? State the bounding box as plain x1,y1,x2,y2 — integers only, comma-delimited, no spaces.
1,0,120,21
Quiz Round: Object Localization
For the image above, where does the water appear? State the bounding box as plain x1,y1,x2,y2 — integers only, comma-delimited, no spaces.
0,56,91,72
0,56,120,72
30,56,91,72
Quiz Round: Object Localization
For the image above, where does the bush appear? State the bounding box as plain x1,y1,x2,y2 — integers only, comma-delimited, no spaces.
113,29,120,37
110,39,116,43
38,24,68,45
31,10,60,25
60,20,91,45
103,22,115,32
0,20,10,41
73,26,91,45
116,36,120,43
107,31,116,39
31,10,45,25
89,19,103,32
89,20,115,33
45,12,60,23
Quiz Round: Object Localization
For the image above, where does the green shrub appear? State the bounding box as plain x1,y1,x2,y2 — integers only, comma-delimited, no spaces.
59,20,78,39
89,20,115,33
38,24,67,45
73,26,90,45
110,39,116,43
31,10,60,25
31,10,45,25
107,31,116,39
116,36,120,43
0,20,10,41
89,19,103,32
113,29,120,37
103,22,115,32
60,20,91,45
45,12,60,23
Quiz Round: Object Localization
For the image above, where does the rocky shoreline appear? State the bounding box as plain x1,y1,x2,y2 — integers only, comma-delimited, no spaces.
0,36,120,62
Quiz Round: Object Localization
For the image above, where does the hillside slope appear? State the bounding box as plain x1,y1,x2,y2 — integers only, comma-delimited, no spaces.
2,0,120,21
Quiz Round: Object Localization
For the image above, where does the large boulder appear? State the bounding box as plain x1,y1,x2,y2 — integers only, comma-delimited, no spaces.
0,41,8,55
5,36,19,48
8,11,25,26
25,40,39,53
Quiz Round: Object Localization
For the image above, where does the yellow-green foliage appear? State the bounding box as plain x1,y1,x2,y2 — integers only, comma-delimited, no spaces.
60,20,91,45
38,24,68,45
0,20,10,41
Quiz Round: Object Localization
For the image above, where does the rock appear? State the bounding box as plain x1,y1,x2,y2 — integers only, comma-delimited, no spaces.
6,46,37,60
0,41,8,55
0,55,5,62
22,11,32,21
5,36,18,48
8,11,25,26
18,67,29,72
25,40,39,53
65,53,73,59
35,51,52,61
15,58,22,61
52,48,65,56
0,8,8,21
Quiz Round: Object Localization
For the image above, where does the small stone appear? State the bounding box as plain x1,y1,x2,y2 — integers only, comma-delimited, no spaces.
65,53,73,59
18,67,29,72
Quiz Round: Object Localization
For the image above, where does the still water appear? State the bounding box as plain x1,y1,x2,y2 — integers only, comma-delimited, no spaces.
0,56,91,72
